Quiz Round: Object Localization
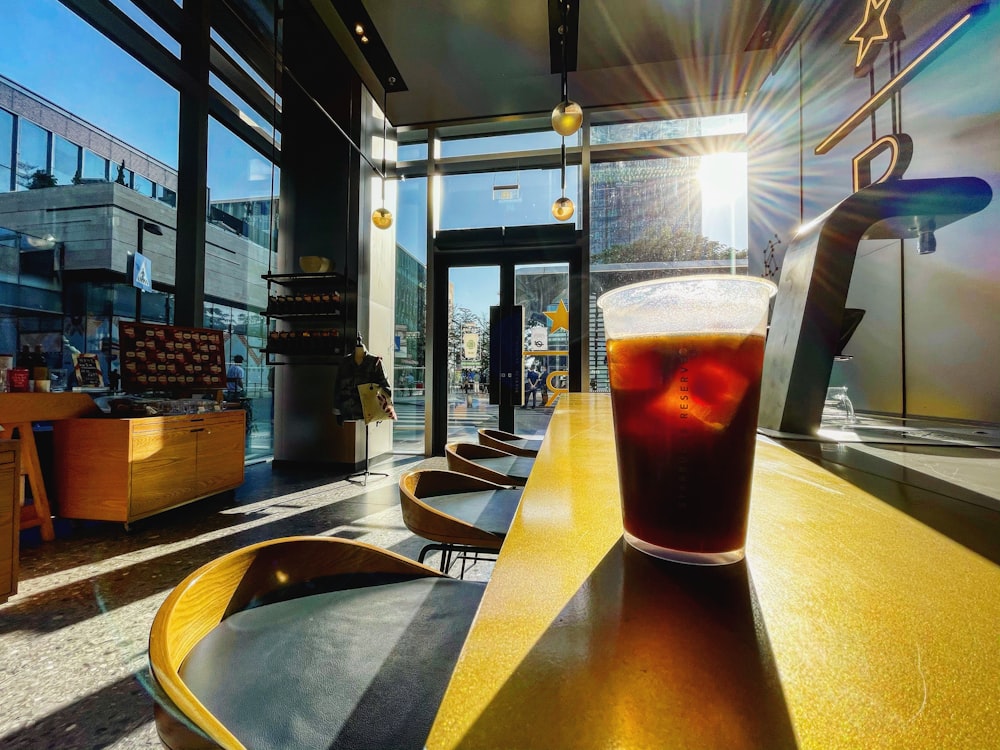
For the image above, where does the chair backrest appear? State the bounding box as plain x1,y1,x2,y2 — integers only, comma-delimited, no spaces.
399,469,513,547
149,536,445,749
477,428,539,457
445,442,534,485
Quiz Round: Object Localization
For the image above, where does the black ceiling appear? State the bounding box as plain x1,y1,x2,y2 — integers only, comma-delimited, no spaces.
225,0,812,128
318,0,815,127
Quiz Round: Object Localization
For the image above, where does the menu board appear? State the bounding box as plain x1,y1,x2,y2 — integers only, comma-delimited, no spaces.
118,322,226,393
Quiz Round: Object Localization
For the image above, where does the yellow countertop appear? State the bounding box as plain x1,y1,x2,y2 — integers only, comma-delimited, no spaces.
427,393,1000,750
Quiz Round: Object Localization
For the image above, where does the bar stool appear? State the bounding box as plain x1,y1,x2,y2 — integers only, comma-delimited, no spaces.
445,442,535,486
148,536,485,750
477,428,541,457
399,469,522,578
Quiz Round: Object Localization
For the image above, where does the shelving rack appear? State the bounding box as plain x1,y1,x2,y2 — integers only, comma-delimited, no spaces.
260,272,351,364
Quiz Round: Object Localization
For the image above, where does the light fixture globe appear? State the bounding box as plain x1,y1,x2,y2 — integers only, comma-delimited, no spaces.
551,100,583,137
551,196,575,222
372,207,393,230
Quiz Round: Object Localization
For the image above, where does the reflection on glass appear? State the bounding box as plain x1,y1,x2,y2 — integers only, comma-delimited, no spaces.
15,118,48,189
440,129,572,158
53,135,80,186
0,109,12,189
392,245,427,453
82,149,108,181
824,386,857,425
591,113,747,144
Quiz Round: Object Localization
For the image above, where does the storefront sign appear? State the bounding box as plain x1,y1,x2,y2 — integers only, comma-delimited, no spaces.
463,332,479,360
526,324,548,351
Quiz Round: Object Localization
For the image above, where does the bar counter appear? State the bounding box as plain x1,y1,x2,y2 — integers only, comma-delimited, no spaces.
427,393,1000,749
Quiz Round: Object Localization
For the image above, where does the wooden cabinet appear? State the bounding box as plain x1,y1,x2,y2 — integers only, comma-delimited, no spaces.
53,411,244,525
0,440,19,603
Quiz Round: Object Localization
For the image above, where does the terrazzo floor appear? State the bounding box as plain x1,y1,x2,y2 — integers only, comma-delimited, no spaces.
0,453,491,750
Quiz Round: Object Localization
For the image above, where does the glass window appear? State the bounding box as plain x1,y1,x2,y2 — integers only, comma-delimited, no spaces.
394,176,427,453
440,130,569,158
16,118,49,190
394,244,427,453
209,32,281,146
82,148,108,181
112,162,133,187
111,0,180,57
0,109,12,191
210,73,277,140
591,156,745,260
158,186,177,207
211,31,274,96
438,167,579,231
397,176,427,262
398,142,427,161
591,113,747,145
53,135,80,186
207,117,279,250
132,173,154,197
589,152,748,392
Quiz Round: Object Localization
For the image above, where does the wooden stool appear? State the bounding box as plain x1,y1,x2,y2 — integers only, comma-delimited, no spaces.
477,428,542,457
149,536,485,749
0,393,100,541
399,469,522,577
445,442,535,486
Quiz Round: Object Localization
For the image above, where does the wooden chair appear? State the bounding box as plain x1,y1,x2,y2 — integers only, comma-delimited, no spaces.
445,442,535,486
149,536,485,750
399,469,522,578
477,428,542,457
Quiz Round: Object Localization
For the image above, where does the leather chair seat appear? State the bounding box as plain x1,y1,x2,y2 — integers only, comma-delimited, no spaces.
179,575,484,750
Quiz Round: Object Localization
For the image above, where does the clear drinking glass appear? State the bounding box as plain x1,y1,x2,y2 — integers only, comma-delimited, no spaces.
598,275,777,565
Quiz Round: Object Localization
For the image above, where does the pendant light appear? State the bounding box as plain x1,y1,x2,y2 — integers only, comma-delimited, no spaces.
551,138,575,221
551,1,582,138
371,80,394,230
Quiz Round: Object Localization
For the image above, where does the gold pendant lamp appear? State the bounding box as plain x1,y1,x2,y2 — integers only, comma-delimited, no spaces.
371,82,394,230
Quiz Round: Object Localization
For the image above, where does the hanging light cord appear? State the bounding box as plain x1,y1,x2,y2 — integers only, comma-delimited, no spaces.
560,1,570,106
381,87,389,203
560,140,567,196
560,2,568,196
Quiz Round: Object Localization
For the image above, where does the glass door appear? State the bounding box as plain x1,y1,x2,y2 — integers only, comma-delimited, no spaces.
446,263,569,444
513,263,570,434
447,266,500,443
430,226,584,454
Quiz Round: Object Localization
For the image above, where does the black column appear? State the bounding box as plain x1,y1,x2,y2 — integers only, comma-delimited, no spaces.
173,1,210,327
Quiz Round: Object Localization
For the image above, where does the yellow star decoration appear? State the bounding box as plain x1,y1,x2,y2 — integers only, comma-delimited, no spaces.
543,299,570,334
849,0,895,69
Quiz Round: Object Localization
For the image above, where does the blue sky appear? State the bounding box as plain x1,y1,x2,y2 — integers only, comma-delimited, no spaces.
3,0,272,203
3,1,180,167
